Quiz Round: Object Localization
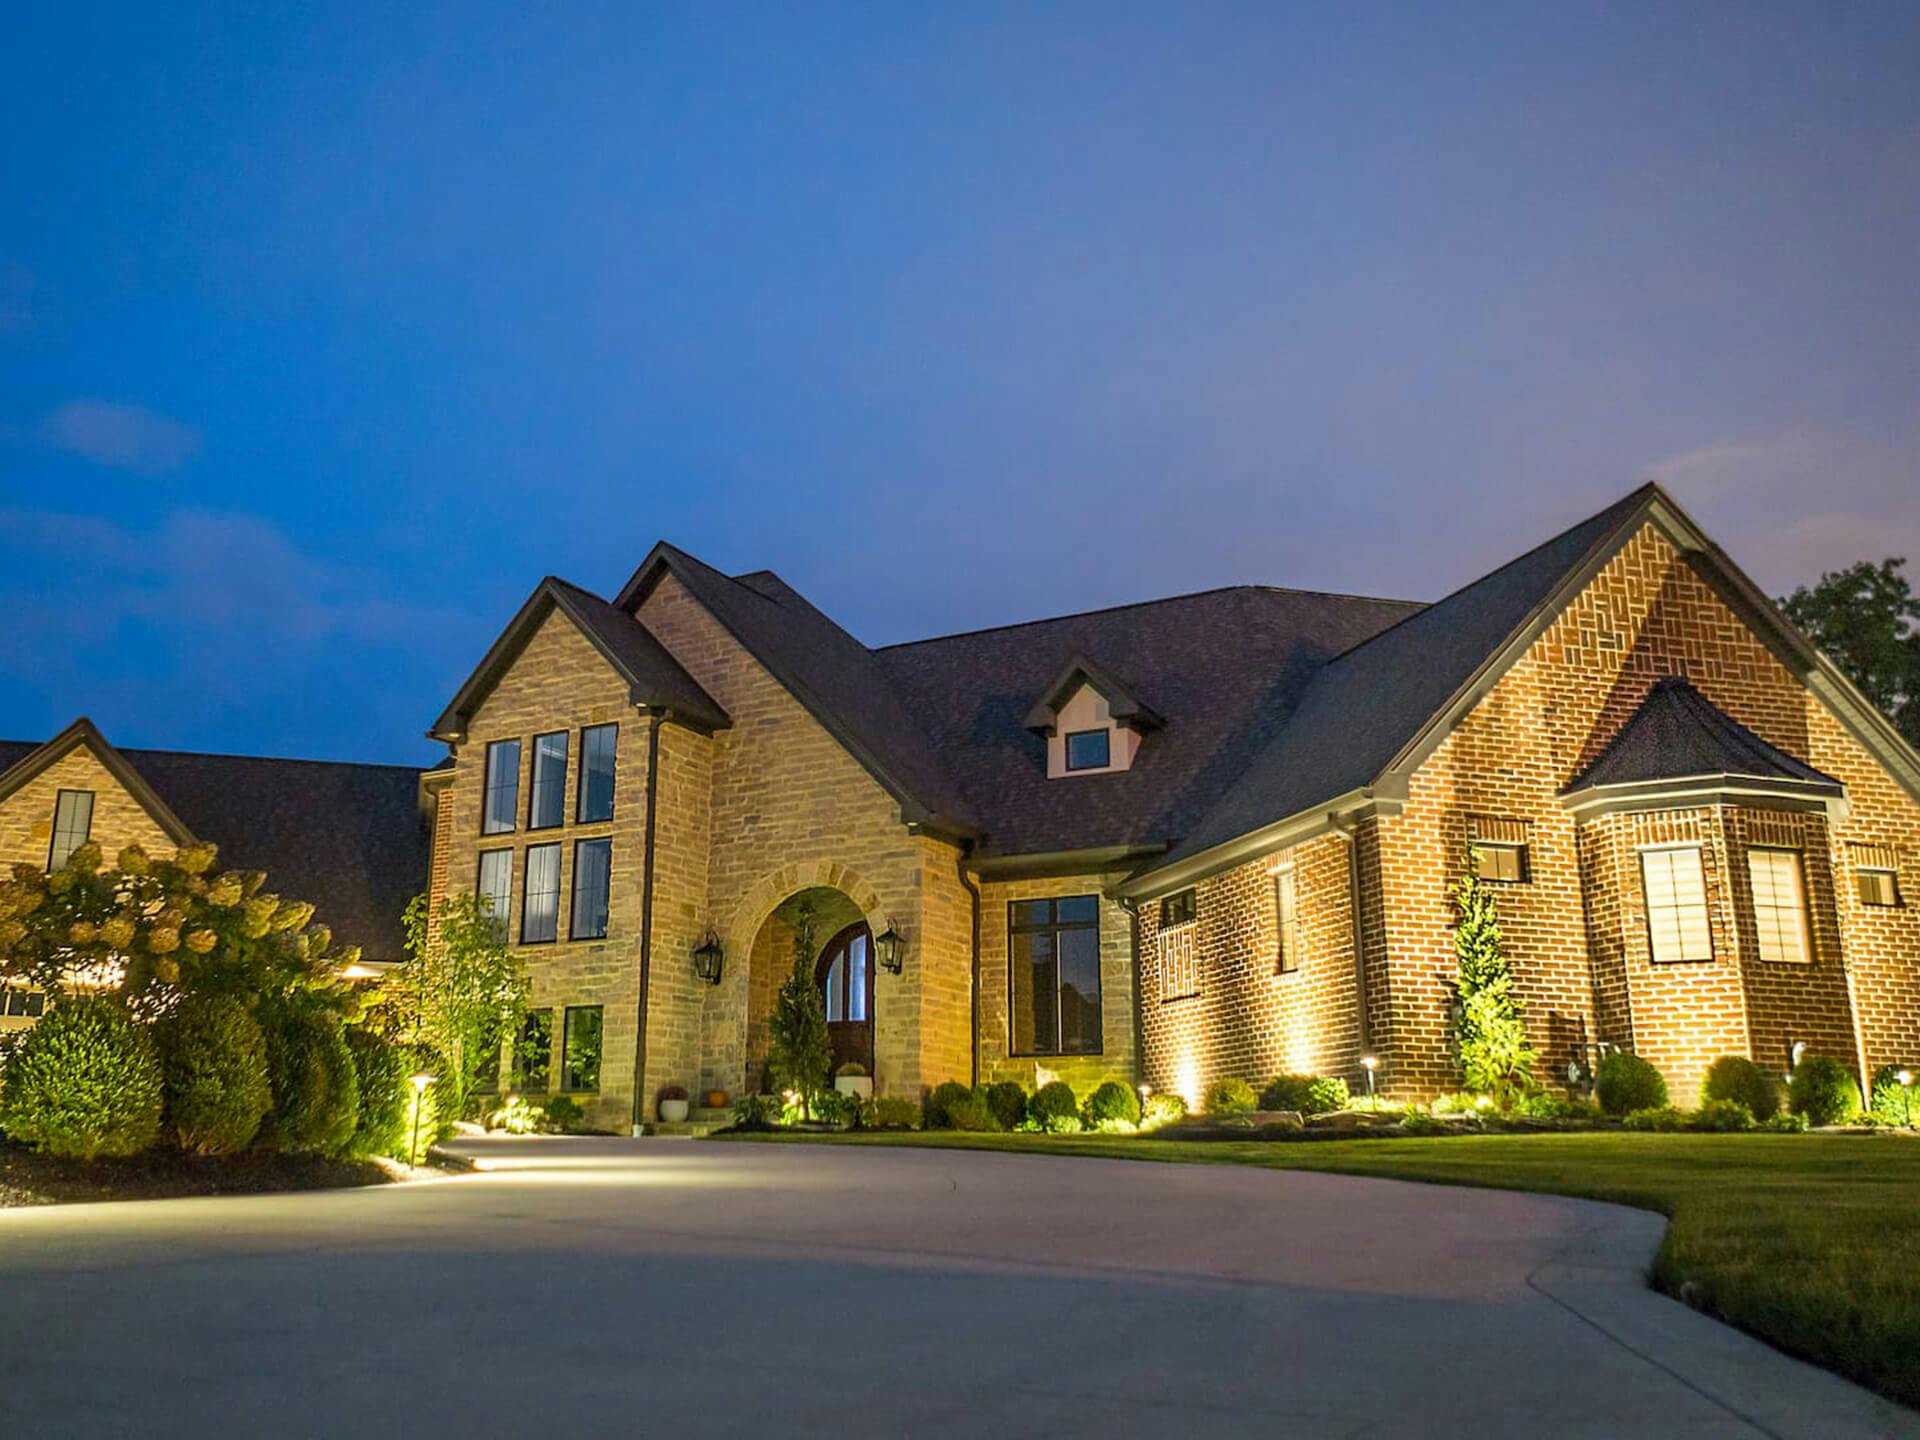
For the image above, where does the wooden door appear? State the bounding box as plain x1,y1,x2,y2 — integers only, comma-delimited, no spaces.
815,921,874,1076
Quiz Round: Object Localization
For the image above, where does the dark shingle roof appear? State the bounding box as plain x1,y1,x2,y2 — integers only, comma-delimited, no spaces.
1565,677,1840,794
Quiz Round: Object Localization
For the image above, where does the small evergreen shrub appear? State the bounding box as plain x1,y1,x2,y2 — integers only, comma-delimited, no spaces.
944,1092,997,1131
1762,1110,1809,1133
0,997,164,1160
489,1094,548,1134
981,1080,1028,1132
1083,1079,1142,1129
343,1026,408,1159
1400,1111,1448,1136
543,1094,585,1132
731,1094,782,1131
1868,1065,1918,1126
158,995,272,1156
1595,1052,1667,1117
923,1079,976,1130
1622,1105,1688,1132
1203,1077,1257,1115
1788,1055,1861,1127
1259,1074,1350,1115
1689,1097,1756,1132
260,1009,360,1154
860,1096,920,1130
1511,1090,1594,1121
1028,1080,1082,1133
1702,1056,1781,1121
1140,1091,1188,1129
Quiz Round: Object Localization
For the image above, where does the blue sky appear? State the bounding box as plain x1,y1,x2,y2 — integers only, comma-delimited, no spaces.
2,3,1916,764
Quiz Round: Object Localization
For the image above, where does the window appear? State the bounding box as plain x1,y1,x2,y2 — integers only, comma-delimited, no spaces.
1853,845,1903,907
1748,848,1810,964
821,927,870,1024
578,723,618,823
521,843,561,944
570,838,611,940
1160,889,1196,928
513,1009,553,1093
1009,895,1101,1056
1472,842,1528,884
1640,846,1713,964
1064,729,1111,772
48,789,94,869
476,850,513,934
528,731,568,829
483,740,521,835
1275,867,1300,973
563,1005,603,1091
2,988,45,1018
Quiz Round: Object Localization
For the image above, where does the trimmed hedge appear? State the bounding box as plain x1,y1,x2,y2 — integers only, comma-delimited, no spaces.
1788,1055,1861,1127
1595,1052,1667,1117
1083,1079,1142,1128
1690,1097,1757,1132
1203,1077,1257,1115
923,1079,975,1131
158,995,272,1155
981,1080,1028,1132
0,997,164,1160
260,1008,361,1155
1259,1074,1350,1116
1142,1091,1188,1128
1702,1055,1780,1121
1029,1080,1081,1133
344,1027,410,1158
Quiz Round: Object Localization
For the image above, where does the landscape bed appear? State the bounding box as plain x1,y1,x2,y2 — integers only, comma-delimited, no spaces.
718,1126,1920,1409
0,1141,398,1208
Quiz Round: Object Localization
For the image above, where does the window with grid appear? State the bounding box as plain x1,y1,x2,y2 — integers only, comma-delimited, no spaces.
513,1009,553,1093
1158,889,1198,1000
521,843,561,944
48,790,94,869
1748,847,1810,964
483,740,521,835
1009,896,1101,1056
476,849,513,934
1275,867,1300,973
528,731,569,829
563,1005,603,1091
1468,816,1529,883
1640,846,1713,964
569,838,611,940
578,723,618,823
1851,845,1903,907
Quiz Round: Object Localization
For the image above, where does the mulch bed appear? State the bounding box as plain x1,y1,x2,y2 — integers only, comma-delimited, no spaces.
0,1143,397,1208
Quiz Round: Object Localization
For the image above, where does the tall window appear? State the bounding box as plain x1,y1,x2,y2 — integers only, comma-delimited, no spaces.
513,1009,553,1093
1641,846,1713,964
570,838,612,941
528,731,569,829
521,843,561,944
483,740,521,835
563,1006,603,1091
476,850,513,934
1274,866,1300,973
1009,896,1101,1056
48,790,94,869
1748,848,1810,964
1064,729,1111,771
821,927,870,1023
578,723,618,823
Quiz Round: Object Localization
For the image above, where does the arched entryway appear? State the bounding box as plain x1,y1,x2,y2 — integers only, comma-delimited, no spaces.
815,920,874,1075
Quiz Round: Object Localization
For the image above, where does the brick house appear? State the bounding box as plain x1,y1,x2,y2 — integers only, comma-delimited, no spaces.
420,480,1920,1127
0,718,428,1030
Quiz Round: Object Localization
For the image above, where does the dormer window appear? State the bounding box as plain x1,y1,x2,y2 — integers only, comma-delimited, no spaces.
1065,729,1111,772
1024,654,1163,780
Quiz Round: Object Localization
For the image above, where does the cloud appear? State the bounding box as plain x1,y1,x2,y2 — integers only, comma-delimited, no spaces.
42,399,201,474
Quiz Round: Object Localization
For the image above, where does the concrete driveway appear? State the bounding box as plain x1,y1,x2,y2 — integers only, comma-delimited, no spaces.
1,1136,1912,1439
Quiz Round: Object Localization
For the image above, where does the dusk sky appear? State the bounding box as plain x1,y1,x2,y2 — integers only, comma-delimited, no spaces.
3,3,1916,766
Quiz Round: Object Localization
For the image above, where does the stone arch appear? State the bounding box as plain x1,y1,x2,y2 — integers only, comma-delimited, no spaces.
724,857,886,959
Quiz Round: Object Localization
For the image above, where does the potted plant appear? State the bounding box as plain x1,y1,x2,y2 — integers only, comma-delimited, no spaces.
704,1088,729,1110
834,1062,872,1100
657,1085,690,1124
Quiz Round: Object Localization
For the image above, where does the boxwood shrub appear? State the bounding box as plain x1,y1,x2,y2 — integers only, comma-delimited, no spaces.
1028,1080,1081,1133
1701,1055,1780,1121
1689,1097,1756,1132
1141,1091,1188,1129
980,1080,1028,1132
1595,1052,1667,1117
0,997,164,1160
344,1026,409,1158
1259,1074,1349,1116
922,1079,975,1130
1203,1077,1257,1115
260,1007,361,1154
1083,1078,1142,1128
158,995,272,1155
1869,1065,1918,1125
1788,1055,1861,1127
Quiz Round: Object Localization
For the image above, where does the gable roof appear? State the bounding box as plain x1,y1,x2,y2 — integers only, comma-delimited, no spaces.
615,543,982,838
431,576,728,742
0,722,428,962
1023,654,1166,733
1565,676,1841,795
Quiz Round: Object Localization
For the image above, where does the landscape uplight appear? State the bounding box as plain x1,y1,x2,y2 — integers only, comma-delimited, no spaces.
1361,1054,1379,1099
409,1072,437,1167
1899,1069,1915,1128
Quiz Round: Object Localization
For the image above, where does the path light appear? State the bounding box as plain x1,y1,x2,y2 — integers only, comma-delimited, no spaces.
875,920,905,975
1899,1069,1914,1128
1361,1054,1379,1100
693,932,725,987
409,1072,437,1167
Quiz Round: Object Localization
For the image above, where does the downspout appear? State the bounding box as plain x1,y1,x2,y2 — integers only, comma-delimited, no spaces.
1331,819,1371,1055
628,711,664,1135
956,850,981,1089
1122,897,1143,1086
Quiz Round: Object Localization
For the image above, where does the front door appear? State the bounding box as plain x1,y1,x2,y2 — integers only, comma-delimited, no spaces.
815,921,874,1076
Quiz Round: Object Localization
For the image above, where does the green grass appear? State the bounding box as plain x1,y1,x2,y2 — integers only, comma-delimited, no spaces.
719,1127,1920,1406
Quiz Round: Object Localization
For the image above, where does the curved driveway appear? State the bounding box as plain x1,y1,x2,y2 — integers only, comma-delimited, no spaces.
1,1136,1912,1438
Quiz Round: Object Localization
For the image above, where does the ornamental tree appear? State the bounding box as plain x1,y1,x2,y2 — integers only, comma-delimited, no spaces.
396,892,529,1117
1450,846,1536,1102
766,900,831,1113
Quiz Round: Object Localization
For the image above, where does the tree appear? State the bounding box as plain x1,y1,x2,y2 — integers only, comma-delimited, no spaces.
397,892,529,1118
1780,557,1920,748
1450,847,1535,1102
766,900,831,1113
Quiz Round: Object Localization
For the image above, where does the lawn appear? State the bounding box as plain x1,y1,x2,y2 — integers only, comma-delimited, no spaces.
720,1127,1920,1407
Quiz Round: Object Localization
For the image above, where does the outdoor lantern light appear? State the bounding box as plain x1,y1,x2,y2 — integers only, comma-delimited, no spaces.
1361,1054,1379,1099
693,932,725,987
875,920,905,975
1900,1070,1915,1128
408,1073,437,1168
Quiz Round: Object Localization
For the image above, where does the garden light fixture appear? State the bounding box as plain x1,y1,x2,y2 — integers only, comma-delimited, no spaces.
875,920,905,975
408,1072,437,1168
1361,1054,1378,1099
1900,1069,1914,1128
693,931,725,987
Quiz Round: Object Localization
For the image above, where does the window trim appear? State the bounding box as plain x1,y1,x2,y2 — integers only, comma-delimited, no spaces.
1274,865,1301,974
562,1004,604,1093
520,842,562,945
1063,728,1112,772
1638,843,1715,965
47,788,95,870
1007,895,1103,1058
476,848,514,936
1471,841,1530,884
481,739,521,836
569,837,612,941
513,1007,554,1094
1856,865,1903,908
1747,845,1812,965
526,730,570,831
577,722,619,824
1160,888,1196,929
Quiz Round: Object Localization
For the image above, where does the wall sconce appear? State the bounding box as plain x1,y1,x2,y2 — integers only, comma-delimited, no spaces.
875,920,905,975
693,931,725,987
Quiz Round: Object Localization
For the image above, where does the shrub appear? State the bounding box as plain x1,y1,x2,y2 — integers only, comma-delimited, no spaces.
1203,1077,1257,1115
1140,1091,1188,1129
259,1008,361,1154
1702,1056,1781,1121
809,1088,859,1128
0,997,164,1160
1028,1080,1080,1131
1595,1052,1667,1117
731,1094,782,1131
1431,1091,1489,1115
1690,1097,1756,1132
1762,1110,1809,1133
980,1080,1027,1131
923,1080,976,1130
1510,1090,1596,1121
1259,1074,1349,1116
343,1026,409,1159
158,995,272,1155
543,1094,585,1132
860,1096,920,1130
1869,1065,1918,1126
489,1094,548,1134
658,1084,689,1102
1788,1055,1861,1126
945,1092,998,1131
836,1061,866,1079
1083,1079,1142,1129
1451,848,1535,1100
1400,1111,1448,1136
1622,1105,1688,1132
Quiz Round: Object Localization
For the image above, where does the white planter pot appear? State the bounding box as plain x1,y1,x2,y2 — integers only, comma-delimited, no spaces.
835,1076,873,1100
658,1098,690,1123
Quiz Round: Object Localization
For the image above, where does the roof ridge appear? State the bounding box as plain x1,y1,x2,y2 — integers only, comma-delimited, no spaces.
877,583,1423,653
122,745,431,773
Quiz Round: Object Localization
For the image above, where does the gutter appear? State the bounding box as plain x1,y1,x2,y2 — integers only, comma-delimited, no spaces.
628,710,664,1135
1113,789,1384,901
956,852,982,1088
